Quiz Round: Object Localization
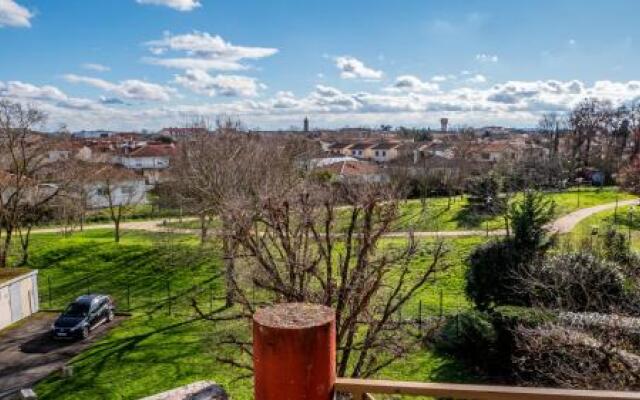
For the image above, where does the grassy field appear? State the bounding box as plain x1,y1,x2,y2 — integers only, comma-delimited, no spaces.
18,229,480,399
563,203,640,250
24,188,633,398
165,186,636,233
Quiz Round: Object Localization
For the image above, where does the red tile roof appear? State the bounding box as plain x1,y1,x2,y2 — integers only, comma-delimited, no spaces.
319,161,380,176
127,144,176,158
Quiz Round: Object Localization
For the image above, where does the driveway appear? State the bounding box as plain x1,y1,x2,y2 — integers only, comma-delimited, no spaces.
0,312,124,398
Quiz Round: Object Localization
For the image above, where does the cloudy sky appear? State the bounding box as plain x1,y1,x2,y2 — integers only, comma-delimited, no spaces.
1,0,639,131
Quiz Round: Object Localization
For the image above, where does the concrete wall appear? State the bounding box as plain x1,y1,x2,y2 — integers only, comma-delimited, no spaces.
0,270,39,331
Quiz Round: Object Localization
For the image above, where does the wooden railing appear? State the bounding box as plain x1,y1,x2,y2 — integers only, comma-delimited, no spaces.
336,378,640,400
251,303,640,400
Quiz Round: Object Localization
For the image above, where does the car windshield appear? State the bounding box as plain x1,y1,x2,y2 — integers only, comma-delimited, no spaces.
63,302,90,317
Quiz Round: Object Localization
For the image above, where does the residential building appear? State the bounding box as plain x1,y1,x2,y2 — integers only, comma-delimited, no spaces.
317,160,385,183
371,142,402,163
115,144,176,184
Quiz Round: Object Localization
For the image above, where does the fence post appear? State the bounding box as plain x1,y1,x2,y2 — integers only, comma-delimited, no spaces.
166,280,171,316
209,282,213,313
253,303,336,400
126,283,131,311
48,276,52,309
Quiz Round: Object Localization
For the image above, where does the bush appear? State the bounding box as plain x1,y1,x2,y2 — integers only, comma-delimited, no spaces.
508,190,555,252
465,173,506,214
522,252,630,313
433,307,555,377
465,239,529,310
619,159,640,195
512,324,640,389
433,310,497,370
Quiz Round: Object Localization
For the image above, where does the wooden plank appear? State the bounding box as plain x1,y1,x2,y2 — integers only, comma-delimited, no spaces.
335,378,640,400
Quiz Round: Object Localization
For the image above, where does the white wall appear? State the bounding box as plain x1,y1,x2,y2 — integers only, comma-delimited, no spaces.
86,179,149,209
118,156,170,170
0,270,38,330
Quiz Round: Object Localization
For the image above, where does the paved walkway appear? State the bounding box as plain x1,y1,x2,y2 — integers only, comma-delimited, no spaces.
549,199,638,234
31,199,639,238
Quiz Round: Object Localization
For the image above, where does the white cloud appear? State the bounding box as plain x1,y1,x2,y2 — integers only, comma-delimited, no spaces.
136,0,201,12
6,77,640,132
0,81,67,101
174,69,264,97
431,75,451,82
63,74,175,102
466,74,487,84
144,57,246,71
475,53,499,63
82,63,110,72
144,31,278,72
386,75,439,93
335,56,383,80
0,0,33,28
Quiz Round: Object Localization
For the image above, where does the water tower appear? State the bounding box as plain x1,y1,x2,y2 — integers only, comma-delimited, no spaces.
440,118,449,132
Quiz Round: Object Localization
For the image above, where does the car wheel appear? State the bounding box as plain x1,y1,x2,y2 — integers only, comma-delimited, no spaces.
81,326,89,339
107,310,114,322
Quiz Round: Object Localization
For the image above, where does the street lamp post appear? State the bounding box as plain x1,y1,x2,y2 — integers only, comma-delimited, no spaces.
612,173,619,225
628,206,635,250
575,177,584,208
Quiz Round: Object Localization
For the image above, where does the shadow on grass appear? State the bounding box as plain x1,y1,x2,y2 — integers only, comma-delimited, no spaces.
452,206,488,229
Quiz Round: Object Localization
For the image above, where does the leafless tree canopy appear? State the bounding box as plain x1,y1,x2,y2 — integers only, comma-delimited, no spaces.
201,176,449,378
0,101,69,267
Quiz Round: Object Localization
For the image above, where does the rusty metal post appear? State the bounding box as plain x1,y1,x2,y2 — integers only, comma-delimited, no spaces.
253,303,336,400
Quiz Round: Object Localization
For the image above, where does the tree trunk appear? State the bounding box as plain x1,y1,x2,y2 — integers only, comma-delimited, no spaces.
222,221,236,307
0,228,13,268
114,219,120,243
199,213,208,245
18,225,32,266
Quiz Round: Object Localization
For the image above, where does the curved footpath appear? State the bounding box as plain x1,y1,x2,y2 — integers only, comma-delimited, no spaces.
31,199,639,237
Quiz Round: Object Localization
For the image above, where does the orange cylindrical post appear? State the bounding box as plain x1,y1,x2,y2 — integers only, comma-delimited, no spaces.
253,303,336,400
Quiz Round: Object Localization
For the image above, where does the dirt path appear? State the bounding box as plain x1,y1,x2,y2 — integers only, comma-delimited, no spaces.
31,200,639,238
549,199,639,234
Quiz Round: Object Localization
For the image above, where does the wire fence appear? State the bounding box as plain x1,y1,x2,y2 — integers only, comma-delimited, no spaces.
39,272,469,324
39,272,225,318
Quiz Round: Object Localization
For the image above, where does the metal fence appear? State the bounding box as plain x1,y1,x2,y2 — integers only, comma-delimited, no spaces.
39,272,468,324
39,272,224,318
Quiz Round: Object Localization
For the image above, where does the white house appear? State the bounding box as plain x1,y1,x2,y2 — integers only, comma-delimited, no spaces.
115,144,176,184
116,144,175,170
371,142,402,163
86,178,148,209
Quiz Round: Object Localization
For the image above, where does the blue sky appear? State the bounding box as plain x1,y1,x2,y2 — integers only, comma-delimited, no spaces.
1,0,639,131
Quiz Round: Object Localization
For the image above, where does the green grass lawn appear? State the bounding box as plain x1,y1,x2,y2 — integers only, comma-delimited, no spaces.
563,203,640,251
396,186,637,233
165,187,636,233
19,229,480,399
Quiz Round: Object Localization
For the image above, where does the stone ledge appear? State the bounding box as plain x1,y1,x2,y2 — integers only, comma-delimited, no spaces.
139,381,228,400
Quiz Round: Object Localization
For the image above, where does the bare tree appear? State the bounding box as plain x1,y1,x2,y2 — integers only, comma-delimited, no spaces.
172,119,316,306
569,98,613,168
539,112,564,156
0,101,62,267
93,165,146,243
207,179,449,378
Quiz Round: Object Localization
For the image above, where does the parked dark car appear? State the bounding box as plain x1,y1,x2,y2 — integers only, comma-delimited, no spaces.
52,294,115,339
